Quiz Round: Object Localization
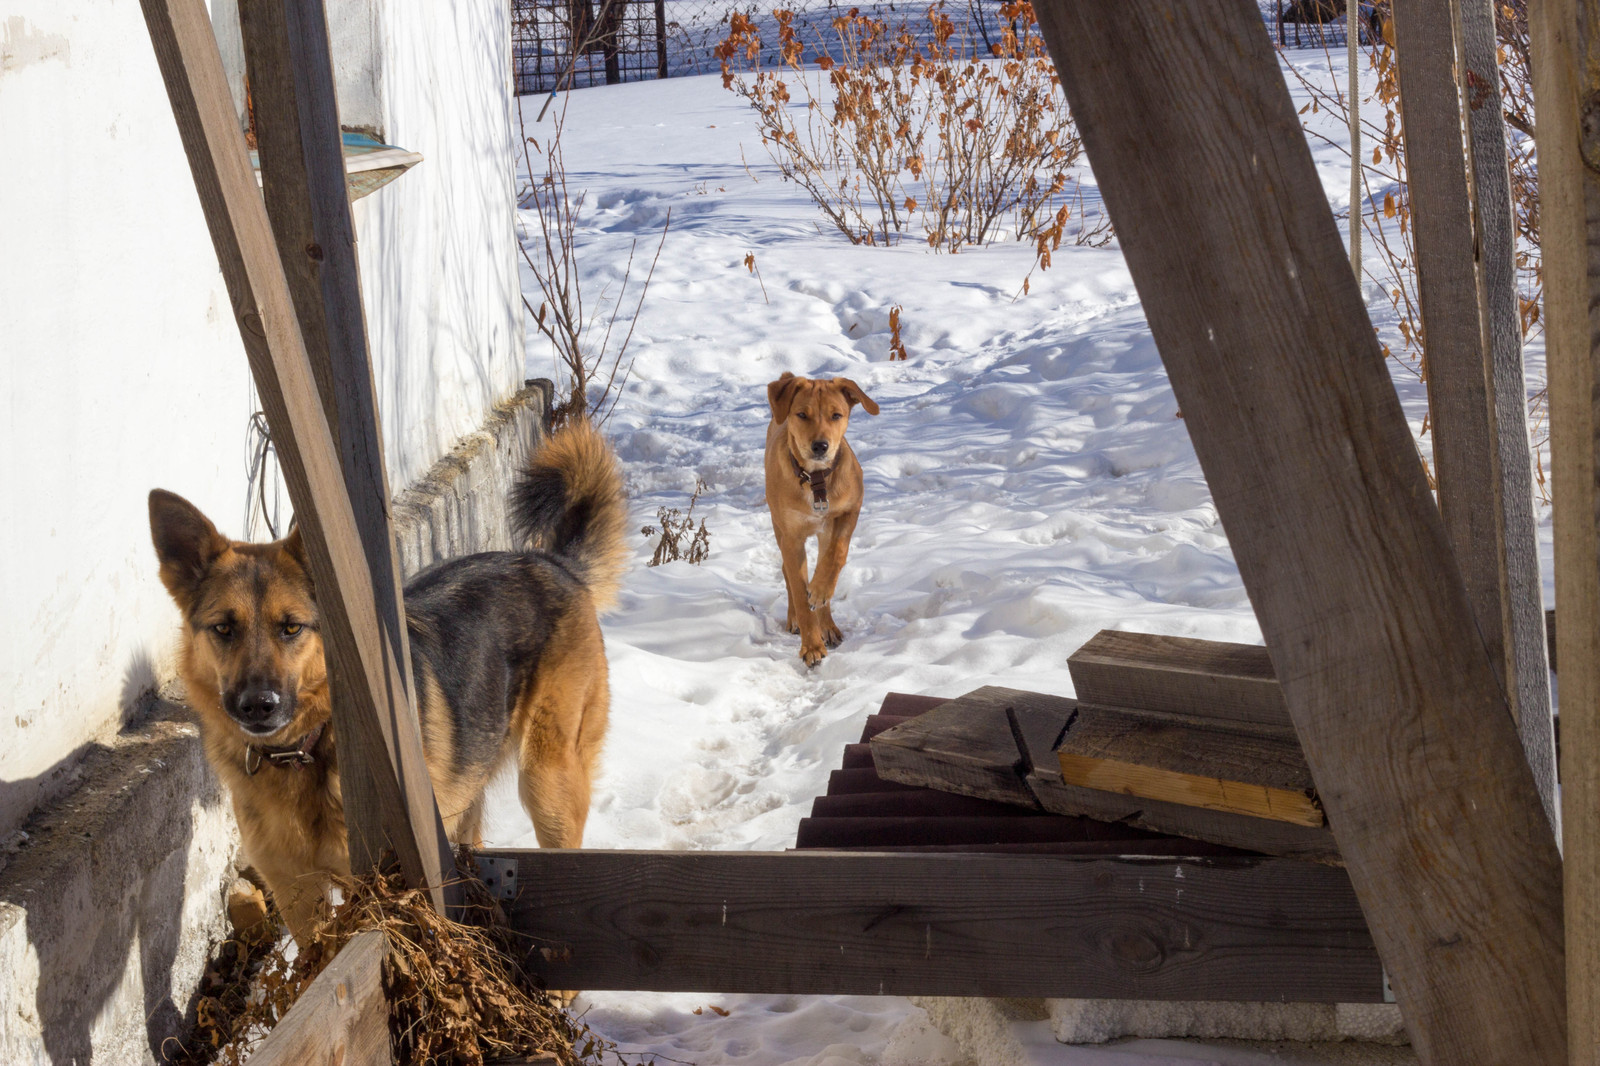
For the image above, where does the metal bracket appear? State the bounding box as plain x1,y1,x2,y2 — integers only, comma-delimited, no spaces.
475,855,519,902
1382,966,1397,1004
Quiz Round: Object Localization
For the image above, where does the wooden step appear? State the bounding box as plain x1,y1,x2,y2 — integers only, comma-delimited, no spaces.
811,790,1038,820
1067,629,1292,728
1056,704,1322,828
794,814,1158,849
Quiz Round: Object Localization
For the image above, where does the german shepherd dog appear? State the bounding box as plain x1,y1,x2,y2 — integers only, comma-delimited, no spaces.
149,420,627,943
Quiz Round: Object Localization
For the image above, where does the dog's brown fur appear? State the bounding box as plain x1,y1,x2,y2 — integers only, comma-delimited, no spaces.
149,421,627,943
764,372,879,665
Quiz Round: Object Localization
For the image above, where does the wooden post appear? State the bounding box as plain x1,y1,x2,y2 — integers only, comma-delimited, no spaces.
1456,0,1559,829
139,0,453,907
1529,1,1600,1059
1389,0,1557,827
236,0,456,898
1032,4,1565,1063
654,0,668,80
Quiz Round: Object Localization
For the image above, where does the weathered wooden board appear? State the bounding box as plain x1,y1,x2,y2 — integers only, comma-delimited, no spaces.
1056,706,1322,828
810,790,1037,819
826,768,923,795
1454,0,1558,833
1528,0,1600,1056
1066,631,1291,728
489,849,1384,1002
139,0,453,902
1390,0,1558,829
246,929,390,1066
794,814,1147,850
1025,772,1341,865
1035,5,1566,1062
870,687,1039,808
1008,693,1339,862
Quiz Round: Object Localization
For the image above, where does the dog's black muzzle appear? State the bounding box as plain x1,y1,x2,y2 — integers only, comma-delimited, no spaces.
225,682,296,737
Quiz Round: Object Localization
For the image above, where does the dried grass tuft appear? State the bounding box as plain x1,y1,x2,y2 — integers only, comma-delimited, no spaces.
167,857,641,1066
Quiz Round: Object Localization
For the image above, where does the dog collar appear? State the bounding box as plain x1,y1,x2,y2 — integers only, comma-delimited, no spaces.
791,454,832,511
244,722,326,776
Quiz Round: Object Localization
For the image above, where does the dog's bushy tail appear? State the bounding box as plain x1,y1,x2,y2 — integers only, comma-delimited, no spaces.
510,419,629,611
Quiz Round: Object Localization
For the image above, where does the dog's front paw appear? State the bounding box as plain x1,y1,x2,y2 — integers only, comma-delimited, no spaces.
806,585,833,611
823,621,843,647
800,641,827,667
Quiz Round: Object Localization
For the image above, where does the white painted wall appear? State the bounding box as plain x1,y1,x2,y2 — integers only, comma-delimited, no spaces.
358,0,525,492
0,0,523,838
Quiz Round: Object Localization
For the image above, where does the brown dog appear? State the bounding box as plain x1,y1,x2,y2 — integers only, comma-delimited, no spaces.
148,420,627,944
764,372,880,665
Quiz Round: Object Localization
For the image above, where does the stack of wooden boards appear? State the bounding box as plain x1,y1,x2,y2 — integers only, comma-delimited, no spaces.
867,630,1341,864
794,692,1251,857
785,639,1389,1005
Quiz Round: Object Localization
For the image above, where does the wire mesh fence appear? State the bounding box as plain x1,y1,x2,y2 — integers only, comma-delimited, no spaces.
510,0,1386,96
512,0,1030,94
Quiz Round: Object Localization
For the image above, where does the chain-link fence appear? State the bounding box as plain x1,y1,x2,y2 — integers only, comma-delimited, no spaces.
512,0,1028,94
511,0,1384,96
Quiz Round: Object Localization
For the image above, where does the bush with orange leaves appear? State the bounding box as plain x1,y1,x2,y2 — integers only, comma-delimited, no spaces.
715,3,1109,272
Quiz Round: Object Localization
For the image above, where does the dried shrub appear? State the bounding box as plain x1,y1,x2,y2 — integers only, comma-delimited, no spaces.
642,479,712,566
517,100,669,428
166,861,640,1066
1280,3,1547,491
888,304,908,360
714,2,1108,268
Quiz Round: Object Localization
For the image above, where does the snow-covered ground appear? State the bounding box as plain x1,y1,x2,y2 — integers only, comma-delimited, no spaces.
478,44,1520,1066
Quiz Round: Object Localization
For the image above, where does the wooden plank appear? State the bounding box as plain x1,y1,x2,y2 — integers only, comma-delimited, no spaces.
859,714,915,741
839,743,875,769
1008,696,1339,861
826,768,922,795
1455,0,1557,830
1056,706,1322,828
1527,1,1600,1058
846,839,1253,858
489,849,1384,1002
1390,0,1509,687
246,929,390,1066
1391,0,1558,830
138,0,453,903
1066,631,1291,728
870,687,1040,808
793,814,1147,850
1026,771,1340,864
877,692,952,717
810,790,1038,819
1033,5,1566,1062
1010,696,1339,861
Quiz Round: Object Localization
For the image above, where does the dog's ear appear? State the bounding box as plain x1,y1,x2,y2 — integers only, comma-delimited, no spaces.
149,490,229,610
768,372,803,423
279,522,313,585
836,378,880,416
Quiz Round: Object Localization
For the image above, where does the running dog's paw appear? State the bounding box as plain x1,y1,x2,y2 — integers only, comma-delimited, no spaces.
800,640,827,667
823,621,843,647
806,583,834,611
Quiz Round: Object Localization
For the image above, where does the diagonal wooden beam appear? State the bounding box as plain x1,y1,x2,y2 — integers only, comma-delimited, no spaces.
139,0,453,905
1528,1,1600,1059
1032,3,1565,1062
234,0,453,894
